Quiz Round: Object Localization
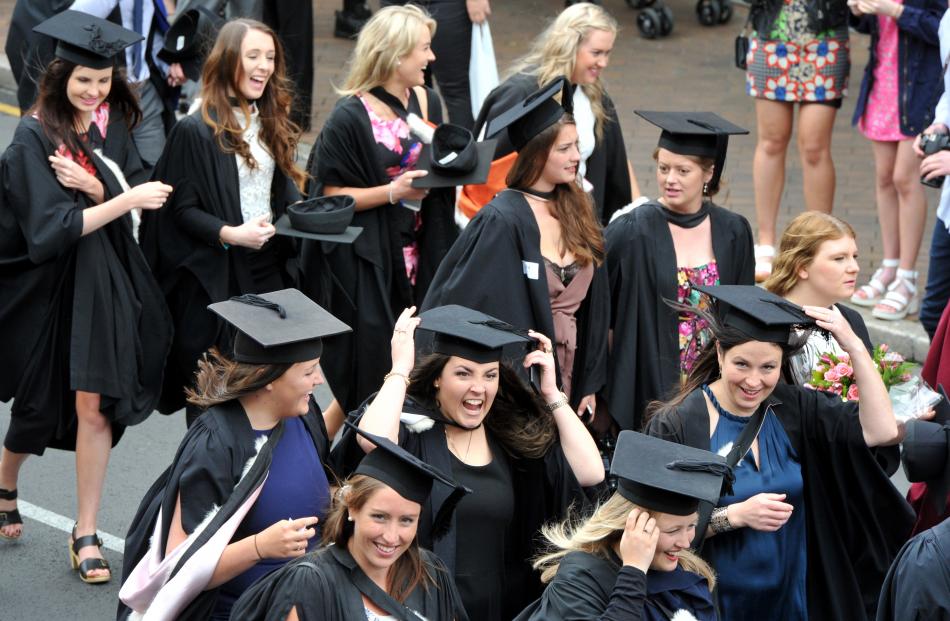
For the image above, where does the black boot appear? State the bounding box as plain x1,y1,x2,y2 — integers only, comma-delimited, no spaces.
335,2,372,40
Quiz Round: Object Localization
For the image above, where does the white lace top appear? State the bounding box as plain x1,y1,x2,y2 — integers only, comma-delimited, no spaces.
789,324,846,386
234,105,275,224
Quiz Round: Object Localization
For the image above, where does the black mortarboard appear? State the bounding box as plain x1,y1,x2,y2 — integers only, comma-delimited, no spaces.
635,111,748,193
208,288,351,364
157,7,224,82
485,77,574,152
693,284,816,348
274,195,363,244
418,305,533,364
902,385,950,519
34,11,143,70
346,422,471,539
611,431,733,516
412,124,497,188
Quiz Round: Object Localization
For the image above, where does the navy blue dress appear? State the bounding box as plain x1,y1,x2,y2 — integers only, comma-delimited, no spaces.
703,386,808,620
211,416,331,619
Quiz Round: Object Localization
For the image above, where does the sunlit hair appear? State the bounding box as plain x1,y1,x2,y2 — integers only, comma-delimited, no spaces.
199,19,307,189
185,347,292,408
532,492,716,588
30,59,141,157
408,353,557,459
337,5,436,96
652,147,720,197
508,2,618,139
507,116,604,267
322,474,432,602
764,212,857,297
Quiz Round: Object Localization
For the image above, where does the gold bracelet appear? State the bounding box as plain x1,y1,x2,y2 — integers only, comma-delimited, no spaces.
543,392,569,412
253,534,263,559
383,370,411,387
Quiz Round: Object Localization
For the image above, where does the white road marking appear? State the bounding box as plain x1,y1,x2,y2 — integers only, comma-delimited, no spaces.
18,500,125,553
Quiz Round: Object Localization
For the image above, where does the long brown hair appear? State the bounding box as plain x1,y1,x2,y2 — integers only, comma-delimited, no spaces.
322,474,432,602
185,347,292,408
408,353,557,459
507,115,605,267
199,19,307,189
30,58,141,156
764,212,857,297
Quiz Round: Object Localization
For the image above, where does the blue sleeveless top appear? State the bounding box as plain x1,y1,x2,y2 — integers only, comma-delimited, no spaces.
702,385,808,620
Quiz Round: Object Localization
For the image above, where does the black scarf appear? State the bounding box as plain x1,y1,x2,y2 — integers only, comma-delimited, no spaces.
655,200,710,229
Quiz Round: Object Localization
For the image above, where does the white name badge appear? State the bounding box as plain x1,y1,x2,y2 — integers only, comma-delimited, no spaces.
523,260,539,280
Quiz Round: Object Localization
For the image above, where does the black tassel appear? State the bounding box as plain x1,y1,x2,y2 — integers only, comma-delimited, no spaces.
431,485,471,541
229,294,287,318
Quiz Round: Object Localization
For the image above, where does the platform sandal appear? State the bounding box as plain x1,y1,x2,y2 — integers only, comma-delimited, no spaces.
69,524,111,584
754,245,775,283
0,487,22,541
851,258,899,307
872,269,919,321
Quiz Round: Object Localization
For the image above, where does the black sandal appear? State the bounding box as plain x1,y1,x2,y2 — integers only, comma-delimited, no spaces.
0,488,22,541
69,524,111,584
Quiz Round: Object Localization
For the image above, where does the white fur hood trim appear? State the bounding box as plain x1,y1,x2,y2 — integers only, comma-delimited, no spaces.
400,411,435,433
670,610,700,621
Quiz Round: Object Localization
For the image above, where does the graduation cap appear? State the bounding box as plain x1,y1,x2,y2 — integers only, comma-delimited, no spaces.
156,7,224,82
346,421,471,539
635,111,748,193
485,77,575,152
274,196,363,244
411,124,497,188
611,431,733,516
901,385,950,518
34,11,143,70
693,284,817,348
208,288,351,364
418,305,534,364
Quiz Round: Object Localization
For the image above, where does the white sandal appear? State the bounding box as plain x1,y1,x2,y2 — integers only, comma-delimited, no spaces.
754,245,775,283
850,258,899,308
872,269,919,321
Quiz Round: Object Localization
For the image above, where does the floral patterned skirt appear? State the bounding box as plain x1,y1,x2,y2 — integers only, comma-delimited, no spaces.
746,29,850,103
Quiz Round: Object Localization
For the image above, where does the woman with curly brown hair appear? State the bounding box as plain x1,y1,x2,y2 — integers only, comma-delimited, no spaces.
140,18,308,425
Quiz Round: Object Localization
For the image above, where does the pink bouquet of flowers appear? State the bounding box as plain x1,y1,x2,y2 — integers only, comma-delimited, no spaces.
804,344,912,402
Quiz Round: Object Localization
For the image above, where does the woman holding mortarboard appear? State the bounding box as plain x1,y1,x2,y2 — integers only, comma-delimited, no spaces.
139,18,308,425
337,304,605,620
231,424,470,621
645,285,915,620
467,2,636,226
516,431,729,621
422,77,610,422
0,11,173,583
303,4,457,414
117,290,349,620
604,112,754,434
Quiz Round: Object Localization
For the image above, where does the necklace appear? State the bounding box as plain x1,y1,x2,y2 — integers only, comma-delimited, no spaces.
446,427,475,462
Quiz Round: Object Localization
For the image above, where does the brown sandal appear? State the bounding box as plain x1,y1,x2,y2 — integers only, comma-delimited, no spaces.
0,488,22,541
69,524,111,584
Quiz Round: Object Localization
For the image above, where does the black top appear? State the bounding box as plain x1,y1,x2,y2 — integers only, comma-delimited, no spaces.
450,437,515,620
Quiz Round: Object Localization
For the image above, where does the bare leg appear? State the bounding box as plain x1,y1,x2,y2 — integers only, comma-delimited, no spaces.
752,99,795,246
852,140,899,304
796,103,838,213
0,447,29,538
74,391,111,579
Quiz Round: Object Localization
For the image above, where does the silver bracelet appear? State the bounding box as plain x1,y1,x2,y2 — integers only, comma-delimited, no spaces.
388,181,396,205
543,392,569,412
710,506,734,534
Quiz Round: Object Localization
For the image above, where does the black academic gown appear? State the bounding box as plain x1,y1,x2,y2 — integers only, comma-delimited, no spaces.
514,551,716,621
302,87,457,412
875,517,950,621
229,544,468,621
331,398,591,619
473,72,632,224
0,114,171,454
645,384,916,621
5,0,70,111
140,112,300,413
117,398,333,621
604,201,754,432
421,189,610,409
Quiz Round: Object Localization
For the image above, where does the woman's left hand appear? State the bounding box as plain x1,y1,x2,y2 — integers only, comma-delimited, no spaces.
49,154,99,196
577,394,596,421
524,330,560,401
855,0,902,18
802,305,864,355
466,0,491,23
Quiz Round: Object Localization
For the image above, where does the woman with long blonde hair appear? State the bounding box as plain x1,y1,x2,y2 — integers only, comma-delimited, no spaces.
140,18,307,426
515,431,724,620
303,4,458,414
472,1,638,225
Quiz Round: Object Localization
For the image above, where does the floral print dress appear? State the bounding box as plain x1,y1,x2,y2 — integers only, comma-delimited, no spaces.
677,261,720,380
359,95,425,285
746,0,850,102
